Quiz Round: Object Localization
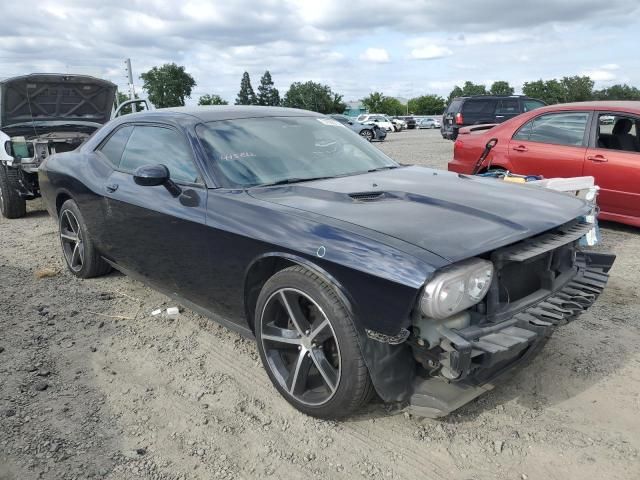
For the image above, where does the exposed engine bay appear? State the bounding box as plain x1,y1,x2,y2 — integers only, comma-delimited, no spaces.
1,129,92,198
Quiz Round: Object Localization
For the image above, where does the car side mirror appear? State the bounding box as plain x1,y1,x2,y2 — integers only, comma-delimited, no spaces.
134,164,182,197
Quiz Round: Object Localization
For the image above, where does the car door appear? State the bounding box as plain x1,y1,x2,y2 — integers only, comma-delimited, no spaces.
507,111,591,178
583,112,640,221
102,123,213,305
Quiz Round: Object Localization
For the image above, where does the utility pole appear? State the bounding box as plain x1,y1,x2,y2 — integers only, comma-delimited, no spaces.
124,58,137,113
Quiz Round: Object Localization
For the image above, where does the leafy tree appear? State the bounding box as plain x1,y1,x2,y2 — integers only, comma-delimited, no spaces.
522,79,564,104
235,72,257,105
140,63,196,108
379,97,405,116
361,92,405,116
447,86,463,102
489,81,514,96
256,70,281,106
523,76,594,104
561,75,594,102
408,95,447,115
448,81,487,101
593,84,640,100
198,94,228,105
282,81,346,114
361,92,385,113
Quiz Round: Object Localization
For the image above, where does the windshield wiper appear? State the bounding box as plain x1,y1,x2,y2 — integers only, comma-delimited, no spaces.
367,165,400,173
255,176,336,187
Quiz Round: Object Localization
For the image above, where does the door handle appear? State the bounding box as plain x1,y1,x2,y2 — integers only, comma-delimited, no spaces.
587,155,608,163
512,145,528,152
105,183,119,193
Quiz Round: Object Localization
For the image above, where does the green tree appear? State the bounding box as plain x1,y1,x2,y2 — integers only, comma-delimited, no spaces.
361,92,406,115
448,81,487,101
235,72,257,105
522,76,594,104
282,81,346,114
522,79,564,104
489,81,514,96
140,63,196,108
198,94,228,105
379,97,405,116
593,84,640,100
256,70,280,106
561,76,594,102
408,95,447,115
361,92,385,113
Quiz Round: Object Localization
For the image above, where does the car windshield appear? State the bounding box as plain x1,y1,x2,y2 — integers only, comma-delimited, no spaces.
196,116,398,188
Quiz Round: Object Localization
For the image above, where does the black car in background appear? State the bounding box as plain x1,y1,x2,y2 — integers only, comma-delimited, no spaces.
397,116,417,129
441,95,546,140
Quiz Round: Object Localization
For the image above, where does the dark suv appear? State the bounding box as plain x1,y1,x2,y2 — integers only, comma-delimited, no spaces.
441,95,545,140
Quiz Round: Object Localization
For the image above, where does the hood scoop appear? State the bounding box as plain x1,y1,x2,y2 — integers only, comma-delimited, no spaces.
348,191,387,202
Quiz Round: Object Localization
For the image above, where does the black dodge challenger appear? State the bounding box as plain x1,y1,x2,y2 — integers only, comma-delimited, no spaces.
39,106,615,419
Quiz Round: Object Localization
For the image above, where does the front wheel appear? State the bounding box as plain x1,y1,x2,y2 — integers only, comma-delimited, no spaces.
255,266,373,419
58,199,112,278
0,167,27,219
359,129,374,142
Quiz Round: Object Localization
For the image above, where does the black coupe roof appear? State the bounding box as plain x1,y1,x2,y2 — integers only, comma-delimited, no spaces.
135,105,323,123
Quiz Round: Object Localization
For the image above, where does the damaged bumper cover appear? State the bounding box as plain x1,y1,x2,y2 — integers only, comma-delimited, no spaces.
408,251,615,418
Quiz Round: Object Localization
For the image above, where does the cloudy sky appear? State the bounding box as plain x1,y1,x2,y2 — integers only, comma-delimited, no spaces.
2,0,639,104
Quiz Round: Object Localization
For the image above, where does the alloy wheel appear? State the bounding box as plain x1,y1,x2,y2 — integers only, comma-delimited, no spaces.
59,210,85,272
260,288,341,406
360,130,374,142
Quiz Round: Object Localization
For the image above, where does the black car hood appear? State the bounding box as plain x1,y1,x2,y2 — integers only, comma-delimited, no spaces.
0,74,116,128
248,166,591,262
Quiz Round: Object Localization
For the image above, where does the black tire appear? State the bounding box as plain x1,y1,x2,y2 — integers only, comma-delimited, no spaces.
255,266,374,419
58,199,111,278
359,129,374,142
0,166,27,219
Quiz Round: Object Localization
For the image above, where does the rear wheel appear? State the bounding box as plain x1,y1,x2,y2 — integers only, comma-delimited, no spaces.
0,166,26,219
359,129,374,142
59,199,111,278
255,266,373,419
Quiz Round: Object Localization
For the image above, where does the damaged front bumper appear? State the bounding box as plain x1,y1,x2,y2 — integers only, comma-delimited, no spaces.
408,251,615,418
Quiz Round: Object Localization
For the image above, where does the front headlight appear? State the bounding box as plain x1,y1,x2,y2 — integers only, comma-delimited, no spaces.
420,258,494,319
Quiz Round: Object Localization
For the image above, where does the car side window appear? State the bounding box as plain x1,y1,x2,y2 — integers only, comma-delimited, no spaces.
513,112,589,147
120,126,201,184
523,100,546,112
496,99,519,115
96,125,134,167
462,100,498,115
596,114,640,153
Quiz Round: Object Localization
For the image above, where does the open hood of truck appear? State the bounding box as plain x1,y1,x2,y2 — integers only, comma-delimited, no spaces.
0,74,117,129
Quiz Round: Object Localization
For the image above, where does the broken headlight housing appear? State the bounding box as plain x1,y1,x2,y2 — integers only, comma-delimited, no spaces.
420,258,494,320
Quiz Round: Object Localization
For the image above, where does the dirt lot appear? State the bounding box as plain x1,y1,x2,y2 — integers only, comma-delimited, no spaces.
1,129,639,480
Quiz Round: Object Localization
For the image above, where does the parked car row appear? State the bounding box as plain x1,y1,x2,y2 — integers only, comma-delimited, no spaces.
329,114,387,142
356,114,408,132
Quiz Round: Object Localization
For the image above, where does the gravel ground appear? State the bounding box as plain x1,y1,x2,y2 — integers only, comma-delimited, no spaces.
1,129,639,480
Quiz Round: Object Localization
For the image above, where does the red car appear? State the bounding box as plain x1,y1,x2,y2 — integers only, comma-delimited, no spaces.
448,101,640,227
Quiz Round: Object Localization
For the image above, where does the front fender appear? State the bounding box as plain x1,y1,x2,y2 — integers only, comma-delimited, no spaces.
244,251,417,403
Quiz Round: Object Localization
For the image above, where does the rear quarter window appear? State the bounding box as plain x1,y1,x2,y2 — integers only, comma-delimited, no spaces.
446,99,463,113
462,99,498,114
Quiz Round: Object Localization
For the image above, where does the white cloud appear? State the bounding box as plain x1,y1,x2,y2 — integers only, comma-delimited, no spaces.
359,48,390,63
581,63,620,81
408,45,453,60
